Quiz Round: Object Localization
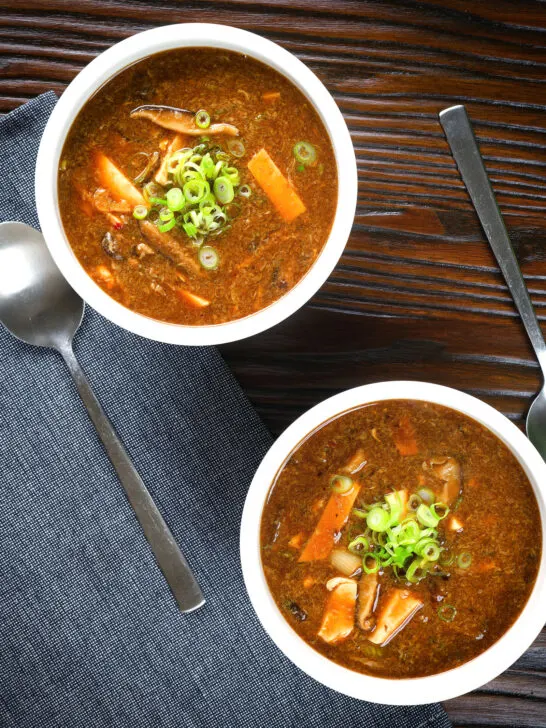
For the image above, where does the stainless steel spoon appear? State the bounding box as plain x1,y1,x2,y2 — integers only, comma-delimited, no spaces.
440,105,546,460
0,221,204,612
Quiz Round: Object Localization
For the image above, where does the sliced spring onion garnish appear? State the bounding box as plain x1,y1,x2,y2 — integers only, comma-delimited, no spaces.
439,550,455,566
416,504,440,528
431,502,450,520
183,221,198,238
406,557,427,584
195,109,211,129
362,553,380,574
159,207,174,222
132,204,148,220
408,493,422,511
348,535,369,554
330,474,353,494
198,245,219,270
166,187,185,211
367,506,390,533
213,176,234,204
457,552,472,569
293,141,317,166
183,179,208,204
349,488,465,585
422,542,441,562
227,139,245,158
133,140,249,270
158,218,176,233
438,604,457,622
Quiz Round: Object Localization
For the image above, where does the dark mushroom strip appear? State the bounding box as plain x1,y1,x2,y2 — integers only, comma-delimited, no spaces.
130,105,240,136
139,220,201,275
101,232,124,260
357,572,379,632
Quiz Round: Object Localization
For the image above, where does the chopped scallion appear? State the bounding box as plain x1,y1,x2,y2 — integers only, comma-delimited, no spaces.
330,474,353,495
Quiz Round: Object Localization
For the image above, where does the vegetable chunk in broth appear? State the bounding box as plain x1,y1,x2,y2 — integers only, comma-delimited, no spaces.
260,400,541,679
58,48,338,325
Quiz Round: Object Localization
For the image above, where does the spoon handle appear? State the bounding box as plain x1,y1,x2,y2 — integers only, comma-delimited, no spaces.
59,343,205,613
439,104,546,373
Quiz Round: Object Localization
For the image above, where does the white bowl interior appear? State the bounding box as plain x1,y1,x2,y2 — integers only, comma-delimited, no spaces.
35,23,357,345
240,381,546,704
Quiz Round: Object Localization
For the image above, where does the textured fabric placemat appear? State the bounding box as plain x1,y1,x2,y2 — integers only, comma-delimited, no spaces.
0,92,451,728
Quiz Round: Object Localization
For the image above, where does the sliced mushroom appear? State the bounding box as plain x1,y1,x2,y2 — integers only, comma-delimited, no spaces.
130,105,240,137
101,232,124,260
357,572,379,631
423,456,462,505
139,220,201,275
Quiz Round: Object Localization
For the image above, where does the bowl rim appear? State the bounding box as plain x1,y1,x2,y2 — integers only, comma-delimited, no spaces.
34,22,357,345
240,380,546,704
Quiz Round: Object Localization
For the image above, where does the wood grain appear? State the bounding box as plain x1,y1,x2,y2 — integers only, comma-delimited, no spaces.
1,1,545,724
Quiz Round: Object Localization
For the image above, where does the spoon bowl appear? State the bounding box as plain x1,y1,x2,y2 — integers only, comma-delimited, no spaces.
0,221,204,612
527,388,546,461
0,222,83,349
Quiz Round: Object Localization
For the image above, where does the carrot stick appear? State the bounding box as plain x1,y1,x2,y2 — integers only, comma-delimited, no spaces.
368,588,423,646
176,289,210,308
262,91,281,102
392,415,418,456
155,133,188,185
299,482,361,562
318,577,357,644
94,151,146,207
248,148,306,222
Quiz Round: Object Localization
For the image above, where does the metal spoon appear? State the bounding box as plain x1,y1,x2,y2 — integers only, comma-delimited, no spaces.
0,221,204,612
439,105,546,460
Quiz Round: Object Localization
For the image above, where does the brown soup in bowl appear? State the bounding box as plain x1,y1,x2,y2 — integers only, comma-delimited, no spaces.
58,48,337,326
261,400,541,679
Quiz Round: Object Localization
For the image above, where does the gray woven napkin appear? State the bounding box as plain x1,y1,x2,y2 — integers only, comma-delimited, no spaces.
0,92,451,728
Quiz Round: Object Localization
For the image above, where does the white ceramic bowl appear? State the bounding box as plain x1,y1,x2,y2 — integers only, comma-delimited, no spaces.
35,23,357,346
240,381,546,704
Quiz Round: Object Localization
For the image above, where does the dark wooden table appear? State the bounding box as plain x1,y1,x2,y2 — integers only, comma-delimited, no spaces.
2,0,546,724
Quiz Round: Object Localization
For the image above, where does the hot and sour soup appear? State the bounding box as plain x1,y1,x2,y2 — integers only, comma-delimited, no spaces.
261,400,541,679
58,48,338,325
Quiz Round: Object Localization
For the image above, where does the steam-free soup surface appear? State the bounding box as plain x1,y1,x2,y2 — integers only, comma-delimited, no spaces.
261,401,541,678
58,48,337,325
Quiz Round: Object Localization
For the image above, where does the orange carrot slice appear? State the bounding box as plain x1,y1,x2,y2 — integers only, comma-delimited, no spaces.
94,151,146,207
248,148,306,222
393,415,418,456
318,577,357,644
176,289,210,308
262,91,281,102
299,482,361,562
368,589,423,646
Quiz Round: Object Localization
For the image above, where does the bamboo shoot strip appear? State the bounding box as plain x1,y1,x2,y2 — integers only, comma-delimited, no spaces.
94,151,146,207
368,589,423,646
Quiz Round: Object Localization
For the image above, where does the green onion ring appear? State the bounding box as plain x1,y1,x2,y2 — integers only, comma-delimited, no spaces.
330,475,353,495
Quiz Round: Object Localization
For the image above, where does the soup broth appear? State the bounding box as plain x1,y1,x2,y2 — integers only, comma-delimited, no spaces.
261,400,541,679
58,48,338,325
